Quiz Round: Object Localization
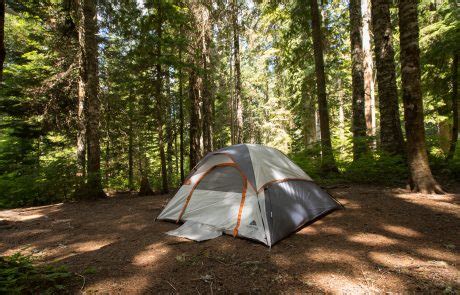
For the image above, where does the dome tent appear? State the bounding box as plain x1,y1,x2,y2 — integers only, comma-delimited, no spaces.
157,144,342,246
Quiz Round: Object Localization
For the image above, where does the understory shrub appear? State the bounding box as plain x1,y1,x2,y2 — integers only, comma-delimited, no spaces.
342,153,409,185
0,253,74,294
0,158,77,209
292,149,409,185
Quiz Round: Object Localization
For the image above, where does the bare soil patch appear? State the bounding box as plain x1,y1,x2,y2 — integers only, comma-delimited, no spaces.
1,185,459,293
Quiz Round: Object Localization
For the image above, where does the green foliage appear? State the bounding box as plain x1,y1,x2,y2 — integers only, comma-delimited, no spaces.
429,150,460,182
0,132,78,208
342,153,408,185
0,157,78,208
0,253,74,294
292,148,409,186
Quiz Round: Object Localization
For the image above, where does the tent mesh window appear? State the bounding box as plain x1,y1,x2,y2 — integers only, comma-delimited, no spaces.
195,166,244,193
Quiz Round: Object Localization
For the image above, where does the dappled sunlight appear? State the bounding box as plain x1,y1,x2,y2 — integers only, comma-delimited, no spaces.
308,273,375,293
348,233,399,246
392,192,460,215
0,210,46,222
132,242,171,267
299,226,319,235
415,247,458,263
2,228,52,242
381,224,423,238
369,251,427,268
306,250,361,264
71,239,115,253
85,274,152,293
1,185,458,293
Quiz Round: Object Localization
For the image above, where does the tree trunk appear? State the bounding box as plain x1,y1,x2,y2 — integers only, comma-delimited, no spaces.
166,70,174,188
156,2,168,194
362,0,375,140
233,0,243,144
301,78,316,146
189,68,202,169
371,0,405,156
399,0,443,194
76,79,86,179
0,0,5,83
178,30,185,182
447,53,458,160
158,121,168,194
138,148,154,196
308,0,338,173
128,97,134,191
75,0,105,199
201,5,213,154
338,79,345,146
350,0,368,160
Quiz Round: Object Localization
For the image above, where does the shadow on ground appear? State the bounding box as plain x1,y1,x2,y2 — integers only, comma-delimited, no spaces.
0,184,459,293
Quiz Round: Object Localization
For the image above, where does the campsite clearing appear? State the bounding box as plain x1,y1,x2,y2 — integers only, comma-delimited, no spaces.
1,184,459,293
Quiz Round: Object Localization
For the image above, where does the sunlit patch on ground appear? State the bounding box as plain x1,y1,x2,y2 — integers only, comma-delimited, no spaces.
381,224,423,238
348,233,399,246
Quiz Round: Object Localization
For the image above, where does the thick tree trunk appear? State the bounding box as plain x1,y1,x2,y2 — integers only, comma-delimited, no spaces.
75,0,105,199
233,0,243,144
0,0,5,83
362,0,375,139
371,0,405,156
189,68,202,169
350,0,368,160
308,0,338,173
399,0,443,194
447,53,458,160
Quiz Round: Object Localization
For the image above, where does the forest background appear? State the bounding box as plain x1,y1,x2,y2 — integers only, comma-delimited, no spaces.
0,0,458,208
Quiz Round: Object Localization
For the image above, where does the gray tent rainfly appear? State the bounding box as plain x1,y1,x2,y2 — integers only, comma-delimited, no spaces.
157,144,342,246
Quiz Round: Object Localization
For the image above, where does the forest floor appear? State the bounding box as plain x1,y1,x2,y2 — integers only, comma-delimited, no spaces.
0,184,459,294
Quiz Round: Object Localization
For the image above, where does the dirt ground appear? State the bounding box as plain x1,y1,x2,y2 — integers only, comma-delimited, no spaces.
1,184,459,294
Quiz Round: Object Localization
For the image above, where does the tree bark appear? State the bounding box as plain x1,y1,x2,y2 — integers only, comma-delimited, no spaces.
75,0,105,199
371,0,405,156
399,0,443,194
189,68,202,169
447,53,458,160
128,97,134,191
201,4,213,154
156,1,168,194
350,0,368,160
179,44,185,182
232,0,243,144
138,148,154,196
166,70,174,188
0,0,5,83
229,35,235,145
308,0,338,173
76,78,86,179
301,78,316,146
362,0,375,140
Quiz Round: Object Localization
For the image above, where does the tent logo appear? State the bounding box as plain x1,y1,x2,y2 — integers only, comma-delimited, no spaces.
249,220,257,226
